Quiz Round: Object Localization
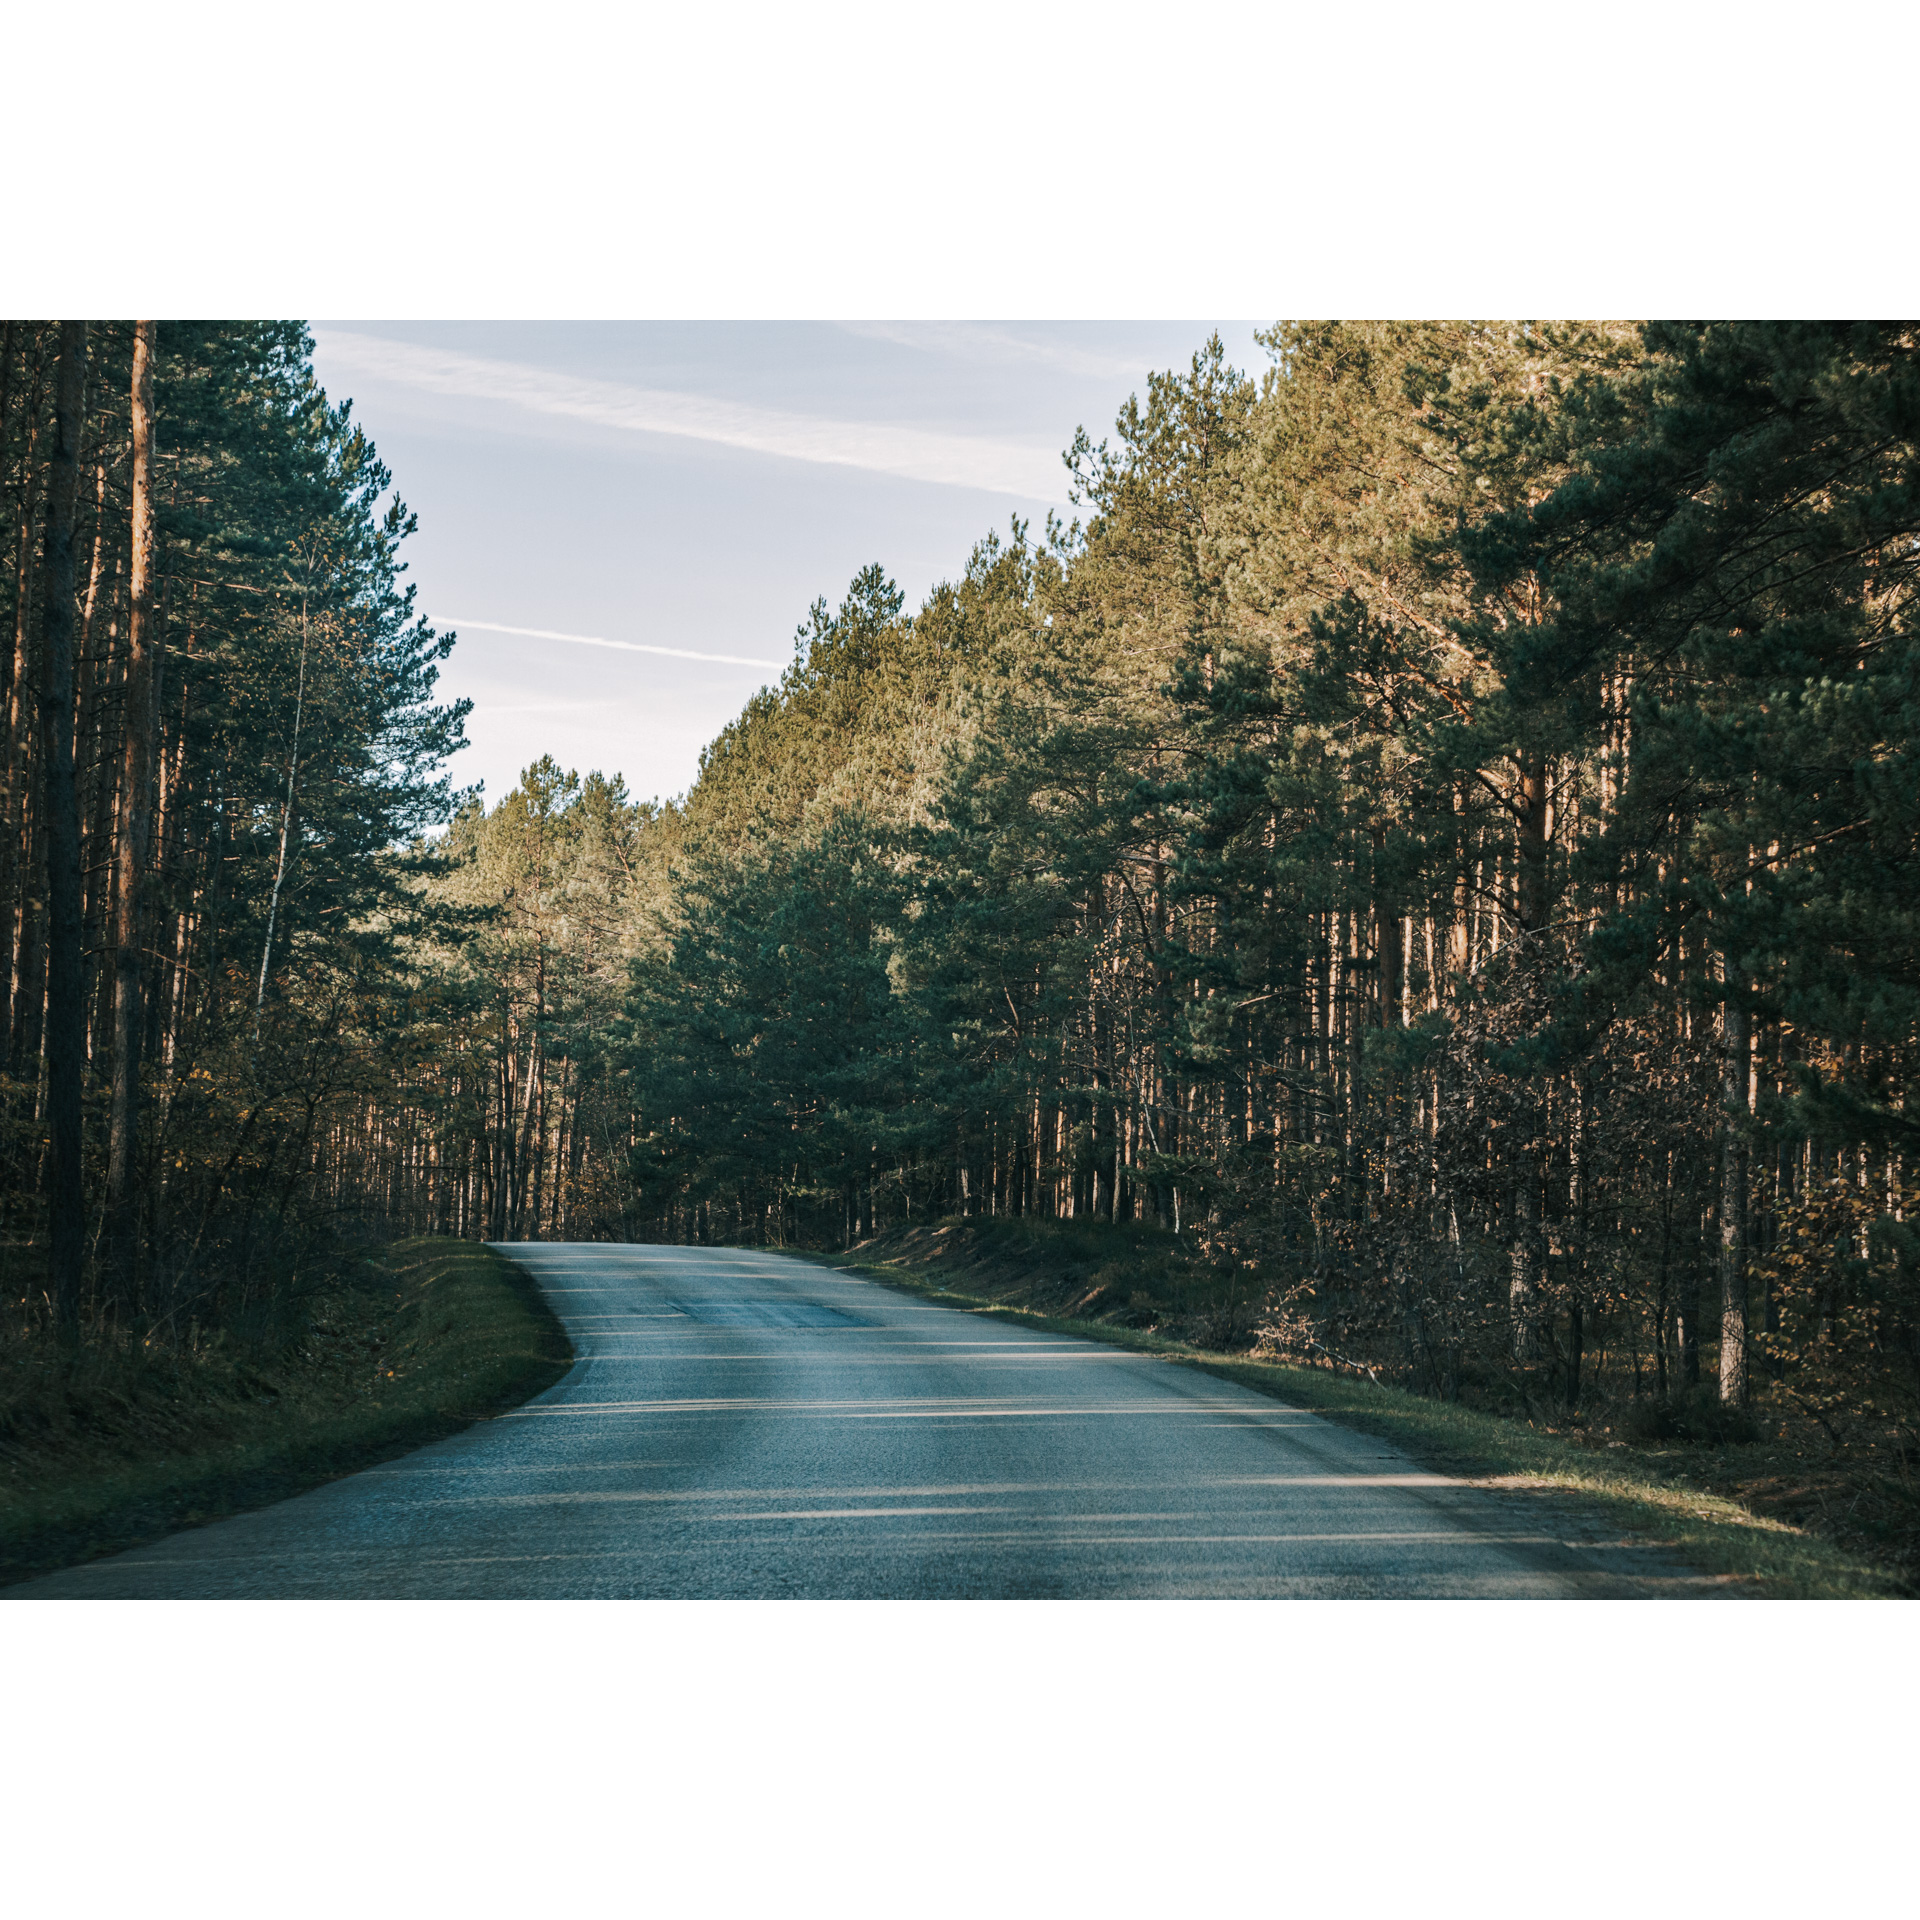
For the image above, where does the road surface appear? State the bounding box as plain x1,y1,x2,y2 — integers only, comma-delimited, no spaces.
7,1243,1713,1598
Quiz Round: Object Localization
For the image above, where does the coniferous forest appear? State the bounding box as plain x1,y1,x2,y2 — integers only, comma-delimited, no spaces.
6,320,1920,1577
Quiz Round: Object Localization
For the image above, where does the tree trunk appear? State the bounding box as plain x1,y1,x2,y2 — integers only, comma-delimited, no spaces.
1718,968,1749,1405
1676,1255,1701,1389
5,343,47,1066
39,323,88,1342
1380,905,1404,1031
1516,754,1549,935
255,574,310,1038
105,322,159,1313
1564,1298,1583,1411
1447,786,1471,976
1510,1162,1543,1364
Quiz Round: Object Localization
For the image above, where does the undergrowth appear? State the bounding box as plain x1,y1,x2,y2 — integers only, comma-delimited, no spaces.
0,1237,571,1589
829,1217,1910,1599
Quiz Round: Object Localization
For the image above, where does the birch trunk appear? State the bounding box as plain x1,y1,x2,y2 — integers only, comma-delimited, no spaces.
255,577,310,1037
1718,966,1750,1405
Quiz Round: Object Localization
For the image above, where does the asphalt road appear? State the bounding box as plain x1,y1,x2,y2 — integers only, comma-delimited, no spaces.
8,1243,1713,1598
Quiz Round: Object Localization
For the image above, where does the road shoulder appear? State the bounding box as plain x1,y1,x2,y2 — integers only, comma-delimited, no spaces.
815,1250,1900,1599
1,1237,571,1592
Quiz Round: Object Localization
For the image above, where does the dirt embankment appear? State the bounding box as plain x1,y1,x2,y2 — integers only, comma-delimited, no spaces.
0,1238,571,1588
838,1215,1261,1347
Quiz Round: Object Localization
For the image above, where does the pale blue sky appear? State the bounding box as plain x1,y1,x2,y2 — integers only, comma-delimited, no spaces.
309,322,1267,808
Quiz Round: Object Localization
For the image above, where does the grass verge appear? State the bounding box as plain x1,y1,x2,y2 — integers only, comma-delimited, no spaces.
821,1246,1903,1600
0,1237,572,1590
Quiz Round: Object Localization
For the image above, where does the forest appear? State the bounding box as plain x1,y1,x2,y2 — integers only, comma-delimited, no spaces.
4,321,1917,1570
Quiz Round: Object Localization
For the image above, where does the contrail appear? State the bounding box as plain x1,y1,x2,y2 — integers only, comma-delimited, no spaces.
440,617,783,671
315,329,1071,502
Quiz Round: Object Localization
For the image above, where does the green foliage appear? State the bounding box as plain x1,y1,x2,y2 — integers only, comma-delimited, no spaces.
627,817,918,1239
0,320,471,1340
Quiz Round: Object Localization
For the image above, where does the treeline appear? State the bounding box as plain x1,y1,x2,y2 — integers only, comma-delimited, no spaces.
371,322,1920,1454
0,321,466,1349
317,755,659,1244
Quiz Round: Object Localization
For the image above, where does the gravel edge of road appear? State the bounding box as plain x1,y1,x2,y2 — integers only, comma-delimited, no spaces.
812,1251,1903,1600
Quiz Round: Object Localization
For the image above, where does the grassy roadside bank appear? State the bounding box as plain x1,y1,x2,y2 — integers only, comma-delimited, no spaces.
0,1238,572,1589
818,1227,1904,1600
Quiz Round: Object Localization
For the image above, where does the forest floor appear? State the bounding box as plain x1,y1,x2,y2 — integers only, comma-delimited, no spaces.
822,1216,1912,1600
0,1238,572,1588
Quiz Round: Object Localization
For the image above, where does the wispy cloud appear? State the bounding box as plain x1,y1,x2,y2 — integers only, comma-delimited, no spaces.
315,330,1069,501
440,617,784,672
838,321,1151,383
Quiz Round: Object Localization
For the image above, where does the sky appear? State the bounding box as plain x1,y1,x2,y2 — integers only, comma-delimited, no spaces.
307,322,1267,811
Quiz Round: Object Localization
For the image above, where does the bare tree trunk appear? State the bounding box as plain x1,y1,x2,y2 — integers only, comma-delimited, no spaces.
1380,904,1404,1031
1447,788,1471,977
14,807,47,1083
74,459,110,995
1515,754,1549,935
1510,1160,1543,1364
105,322,158,1313
1718,966,1749,1405
1503,760,1554,1369
1090,975,1113,1222
255,575,309,1038
39,323,88,1342
1564,1074,1589,1411
4,346,47,1065
525,1038,547,1239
